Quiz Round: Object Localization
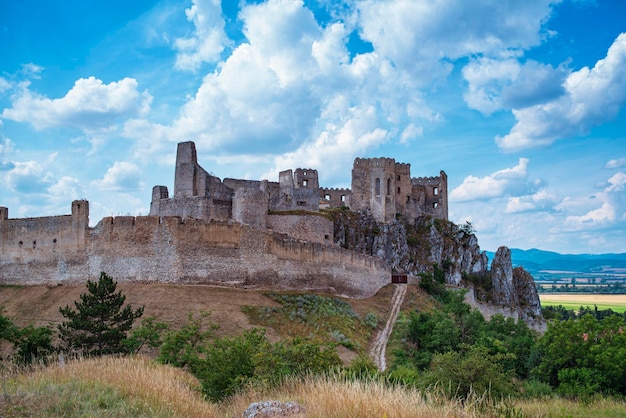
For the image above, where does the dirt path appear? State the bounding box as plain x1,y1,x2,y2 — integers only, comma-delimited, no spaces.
370,284,406,372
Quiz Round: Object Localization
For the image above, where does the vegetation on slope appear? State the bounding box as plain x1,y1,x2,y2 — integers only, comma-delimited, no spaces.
3,356,626,417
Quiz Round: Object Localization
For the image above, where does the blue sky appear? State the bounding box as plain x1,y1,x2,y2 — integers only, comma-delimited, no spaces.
1,0,625,255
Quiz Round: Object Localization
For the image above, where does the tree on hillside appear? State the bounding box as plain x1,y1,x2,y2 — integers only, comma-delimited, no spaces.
58,272,144,355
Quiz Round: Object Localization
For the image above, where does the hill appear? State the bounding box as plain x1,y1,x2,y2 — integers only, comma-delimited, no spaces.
0,282,403,363
485,248,626,275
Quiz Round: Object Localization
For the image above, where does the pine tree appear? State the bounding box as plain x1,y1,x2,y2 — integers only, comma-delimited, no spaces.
58,272,144,355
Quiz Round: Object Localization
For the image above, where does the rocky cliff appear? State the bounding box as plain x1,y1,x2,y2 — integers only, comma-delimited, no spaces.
330,210,545,330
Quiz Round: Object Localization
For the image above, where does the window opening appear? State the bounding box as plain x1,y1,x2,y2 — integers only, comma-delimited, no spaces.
387,178,392,196
375,178,381,195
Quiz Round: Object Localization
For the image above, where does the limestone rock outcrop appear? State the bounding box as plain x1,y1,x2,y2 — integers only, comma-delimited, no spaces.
331,210,544,329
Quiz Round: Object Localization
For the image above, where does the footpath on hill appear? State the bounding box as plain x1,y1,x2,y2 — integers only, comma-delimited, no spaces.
370,284,406,371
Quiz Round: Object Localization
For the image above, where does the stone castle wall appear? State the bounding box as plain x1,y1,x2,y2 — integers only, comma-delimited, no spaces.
267,214,333,245
0,202,389,298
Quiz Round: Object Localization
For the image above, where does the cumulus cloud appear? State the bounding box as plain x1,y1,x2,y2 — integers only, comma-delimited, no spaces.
357,0,554,82
47,176,85,203
563,171,626,230
262,104,389,181
463,58,567,115
127,0,448,173
2,76,152,131
505,189,561,213
91,162,144,192
450,158,543,202
5,160,53,193
496,33,626,152
173,0,228,71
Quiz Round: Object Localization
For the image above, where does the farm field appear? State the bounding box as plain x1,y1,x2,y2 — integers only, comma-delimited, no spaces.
540,294,626,313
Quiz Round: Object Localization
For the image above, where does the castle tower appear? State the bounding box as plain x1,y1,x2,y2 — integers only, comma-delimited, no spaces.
350,158,399,222
174,141,209,198
293,168,319,189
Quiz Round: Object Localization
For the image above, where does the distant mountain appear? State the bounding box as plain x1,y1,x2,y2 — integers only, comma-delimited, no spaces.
484,248,626,275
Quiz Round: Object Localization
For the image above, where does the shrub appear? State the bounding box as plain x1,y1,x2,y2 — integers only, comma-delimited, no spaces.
425,345,516,400
364,312,378,329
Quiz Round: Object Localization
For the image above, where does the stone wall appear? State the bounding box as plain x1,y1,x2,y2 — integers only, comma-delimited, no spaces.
267,214,333,245
0,201,89,265
0,209,389,299
320,188,351,208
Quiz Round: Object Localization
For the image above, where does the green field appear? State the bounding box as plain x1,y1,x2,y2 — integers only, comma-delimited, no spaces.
540,294,626,313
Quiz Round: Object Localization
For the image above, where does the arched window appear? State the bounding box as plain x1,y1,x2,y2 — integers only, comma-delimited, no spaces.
433,187,438,196
375,178,381,195
387,178,392,196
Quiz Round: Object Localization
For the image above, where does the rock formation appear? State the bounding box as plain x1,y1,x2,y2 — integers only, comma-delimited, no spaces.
331,210,545,330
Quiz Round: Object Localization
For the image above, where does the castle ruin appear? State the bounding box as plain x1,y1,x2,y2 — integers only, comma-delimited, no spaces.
0,141,448,298
150,141,448,228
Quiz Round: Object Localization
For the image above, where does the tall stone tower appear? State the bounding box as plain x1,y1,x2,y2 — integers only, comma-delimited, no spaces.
351,158,399,222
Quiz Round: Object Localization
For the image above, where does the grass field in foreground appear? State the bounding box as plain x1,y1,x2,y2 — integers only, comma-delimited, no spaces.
540,294,626,313
4,356,626,417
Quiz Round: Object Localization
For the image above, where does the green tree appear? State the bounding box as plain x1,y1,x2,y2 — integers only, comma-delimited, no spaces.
124,316,169,355
58,272,144,355
157,311,218,368
533,314,626,397
13,324,54,364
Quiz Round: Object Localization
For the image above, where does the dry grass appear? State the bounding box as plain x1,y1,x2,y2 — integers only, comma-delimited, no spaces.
1,356,219,417
223,373,502,418
3,357,626,417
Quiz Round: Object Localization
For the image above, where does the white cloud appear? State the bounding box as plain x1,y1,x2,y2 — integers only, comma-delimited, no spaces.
357,0,554,82
606,158,626,169
5,160,53,193
91,162,144,192
173,0,228,71
563,171,626,230
399,124,423,145
505,189,561,213
463,58,566,115
262,104,389,181
127,0,439,172
48,176,85,202
20,63,43,79
0,137,14,155
0,77,11,94
2,76,152,131
450,158,543,202
496,33,626,152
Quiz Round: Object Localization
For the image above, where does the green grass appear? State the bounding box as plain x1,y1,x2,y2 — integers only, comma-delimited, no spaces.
541,301,626,313
242,292,373,353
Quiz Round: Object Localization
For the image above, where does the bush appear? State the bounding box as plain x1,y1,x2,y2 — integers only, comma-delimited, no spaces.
424,345,516,400
157,311,218,368
364,312,378,329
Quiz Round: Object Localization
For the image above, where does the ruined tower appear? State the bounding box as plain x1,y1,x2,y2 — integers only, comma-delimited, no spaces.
349,157,448,223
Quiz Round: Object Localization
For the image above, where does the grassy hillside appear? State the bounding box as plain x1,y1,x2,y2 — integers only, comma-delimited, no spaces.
0,283,400,362
3,355,626,417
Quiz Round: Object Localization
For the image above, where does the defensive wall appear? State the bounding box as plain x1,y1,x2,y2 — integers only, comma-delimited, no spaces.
0,201,389,298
